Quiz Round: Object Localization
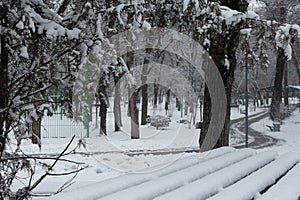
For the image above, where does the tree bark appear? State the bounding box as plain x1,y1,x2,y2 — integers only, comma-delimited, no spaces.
200,85,211,146
114,76,122,131
31,114,42,148
127,87,131,117
266,92,269,105
175,97,180,111
0,7,9,158
57,0,71,14
270,48,286,121
98,74,109,135
159,88,163,104
267,1,288,121
184,98,188,116
100,103,107,135
141,65,148,125
283,62,288,106
200,69,234,149
129,87,139,139
31,94,43,148
153,82,159,111
292,48,300,85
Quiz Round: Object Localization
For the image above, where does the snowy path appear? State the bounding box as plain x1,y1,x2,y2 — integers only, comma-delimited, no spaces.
49,147,300,200
230,110,284,149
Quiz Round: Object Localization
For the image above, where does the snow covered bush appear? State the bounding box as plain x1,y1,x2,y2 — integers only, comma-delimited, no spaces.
150,115,171,129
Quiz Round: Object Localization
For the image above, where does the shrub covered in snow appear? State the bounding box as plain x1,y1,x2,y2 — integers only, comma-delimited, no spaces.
150,115,171,129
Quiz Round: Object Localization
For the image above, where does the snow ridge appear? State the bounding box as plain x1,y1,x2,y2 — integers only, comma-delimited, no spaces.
50,147,235,200
100,149,255,200
155,151,277,200
209,153,299,200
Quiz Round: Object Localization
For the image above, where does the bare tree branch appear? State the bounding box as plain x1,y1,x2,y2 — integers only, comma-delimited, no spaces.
28,135,76,193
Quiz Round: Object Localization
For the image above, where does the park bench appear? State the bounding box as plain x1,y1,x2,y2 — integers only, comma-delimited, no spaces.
195,121,203,129
51,147,300,200
266,121,281,132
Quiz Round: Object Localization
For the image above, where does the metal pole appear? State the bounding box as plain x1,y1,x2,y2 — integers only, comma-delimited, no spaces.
245,44,249,148
85,67,90,138
96,105,98,128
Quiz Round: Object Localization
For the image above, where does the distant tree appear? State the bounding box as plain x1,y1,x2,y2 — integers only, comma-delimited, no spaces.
97,71,110,135
260,0,300,120
112,59,126,131
141,59,150,125
292,41,300,85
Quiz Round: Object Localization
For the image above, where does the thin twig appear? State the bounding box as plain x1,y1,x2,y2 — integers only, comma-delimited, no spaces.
54,171,78,194
28,135,76,192
46,167,85,176
2,156,85,165
30,168,83,197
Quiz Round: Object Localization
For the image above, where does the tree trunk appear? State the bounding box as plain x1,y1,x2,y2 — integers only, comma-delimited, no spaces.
0,17,9,158
266,92,269,105
114,77,122,131
200,85,211,147
184,99,188,116
153,83,159,111
180,96,184,118
100,104,107,135
127,87,131,117
159,89,163,104
193,101,197,125
98,74,109,135
0,7,9,158
129,86,139,139
292,49,300,85
257,91,263,106
165,89,171,116
200,68,234,149
270,48,286,121
199,53,236,150
175,97,180,111
32,56,44,146
31,114,42,148
200,100,203,122
141,65,148,125
268,1,288,121
199,0,247,150
283,62,288,106
141,84,148,125
118,98,122,126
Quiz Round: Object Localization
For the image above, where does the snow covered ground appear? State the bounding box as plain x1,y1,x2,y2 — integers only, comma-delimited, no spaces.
34,148,300,200
10,103,300,199
251,109,300,156
12,102,202,196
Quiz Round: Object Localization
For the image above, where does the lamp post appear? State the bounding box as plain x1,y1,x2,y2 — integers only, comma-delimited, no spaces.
241,27,250,148
245,47,249,148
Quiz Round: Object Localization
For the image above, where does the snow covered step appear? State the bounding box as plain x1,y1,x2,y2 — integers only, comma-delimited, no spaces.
50,147,234,200
258,161,300,200
208,153,300,200
99,149,255,200
155,151,277,200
